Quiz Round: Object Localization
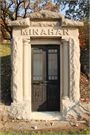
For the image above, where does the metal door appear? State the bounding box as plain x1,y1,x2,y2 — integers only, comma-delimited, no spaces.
31,45,60,111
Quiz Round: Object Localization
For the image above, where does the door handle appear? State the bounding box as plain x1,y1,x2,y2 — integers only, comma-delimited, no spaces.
40,81,49,84
32,82,40,85
44,81,49,83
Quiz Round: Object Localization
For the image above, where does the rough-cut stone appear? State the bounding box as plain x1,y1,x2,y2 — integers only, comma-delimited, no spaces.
61,99,90,121
69,38,80,102
27,10,64,19
11,37,23,102
7,102,31,120
62,18,83,27
7,18,30,27
28,10,83,27
7,10,83,28
6,10,85,121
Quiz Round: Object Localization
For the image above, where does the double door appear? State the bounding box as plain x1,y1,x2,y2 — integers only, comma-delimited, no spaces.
31,45,60,111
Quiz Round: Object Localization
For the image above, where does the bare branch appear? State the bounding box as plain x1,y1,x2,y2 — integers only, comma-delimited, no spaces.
15,0,24,20
1,16,11,33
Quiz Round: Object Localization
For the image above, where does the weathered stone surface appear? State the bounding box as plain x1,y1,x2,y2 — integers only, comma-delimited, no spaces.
7,102,31,120
7,11,83,27
11,37,23,102
30,20,61,27
7,18,30,27
7,10,84,121
28,10,83,27
61,99,90,121
69,38,80,102
62,18,83,27
27,10,64,19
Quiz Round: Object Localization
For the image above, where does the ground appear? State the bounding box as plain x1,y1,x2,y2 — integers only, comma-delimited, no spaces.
0,43,90,134
0,119,90,134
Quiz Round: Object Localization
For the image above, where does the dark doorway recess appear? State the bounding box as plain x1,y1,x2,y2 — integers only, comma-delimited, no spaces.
31,45,60,111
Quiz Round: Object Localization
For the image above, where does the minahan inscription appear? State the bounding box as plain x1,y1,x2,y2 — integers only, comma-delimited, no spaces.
21,27,69,36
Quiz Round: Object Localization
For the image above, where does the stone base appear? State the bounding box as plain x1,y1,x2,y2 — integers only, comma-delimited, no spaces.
0,101,90,121
7,102,31,120
61,99,90,121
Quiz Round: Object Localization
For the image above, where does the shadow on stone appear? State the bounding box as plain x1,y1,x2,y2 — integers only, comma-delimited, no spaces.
1,55,12,105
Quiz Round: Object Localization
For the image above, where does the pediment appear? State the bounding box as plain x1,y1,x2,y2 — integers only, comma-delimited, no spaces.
7,10,84,27
27,10,64,19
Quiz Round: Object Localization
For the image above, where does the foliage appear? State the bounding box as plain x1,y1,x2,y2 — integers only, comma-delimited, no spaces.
79,20,89,50
0,19,10,43
56,0,89,50
56,0,89,21
1,0,60,42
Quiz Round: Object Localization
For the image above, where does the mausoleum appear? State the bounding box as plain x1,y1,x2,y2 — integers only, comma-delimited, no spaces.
7,10,86,120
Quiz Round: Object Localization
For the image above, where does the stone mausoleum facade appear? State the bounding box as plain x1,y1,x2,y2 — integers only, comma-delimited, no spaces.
6,10,88,120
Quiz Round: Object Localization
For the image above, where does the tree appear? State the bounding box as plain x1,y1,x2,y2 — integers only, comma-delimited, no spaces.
56,0,89,50
1,0,60,43
56,0,89,21
79,20,89,50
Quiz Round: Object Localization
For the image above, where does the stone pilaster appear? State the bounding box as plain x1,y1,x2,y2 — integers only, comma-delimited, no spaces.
69,38,80,102
11,36,23,103
23,39,30,101
62,39,69,100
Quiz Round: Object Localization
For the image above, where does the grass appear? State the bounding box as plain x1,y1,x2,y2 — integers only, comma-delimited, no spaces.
0,43,12,105
1,129,90,135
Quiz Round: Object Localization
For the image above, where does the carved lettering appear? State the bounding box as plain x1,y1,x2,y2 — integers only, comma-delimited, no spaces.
48,29,54,35
56,29,62,35
29,29,32,35
33,29,39,35
22,29,29,35
40,29,47,35
63,29,69,35
21,28,69,36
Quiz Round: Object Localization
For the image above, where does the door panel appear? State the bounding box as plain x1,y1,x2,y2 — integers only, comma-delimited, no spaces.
31,45,60,111
47,84,59,111
32,85,46,111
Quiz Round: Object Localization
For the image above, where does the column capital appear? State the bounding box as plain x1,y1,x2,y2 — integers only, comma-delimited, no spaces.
23,38,30,45
61,37,69,44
